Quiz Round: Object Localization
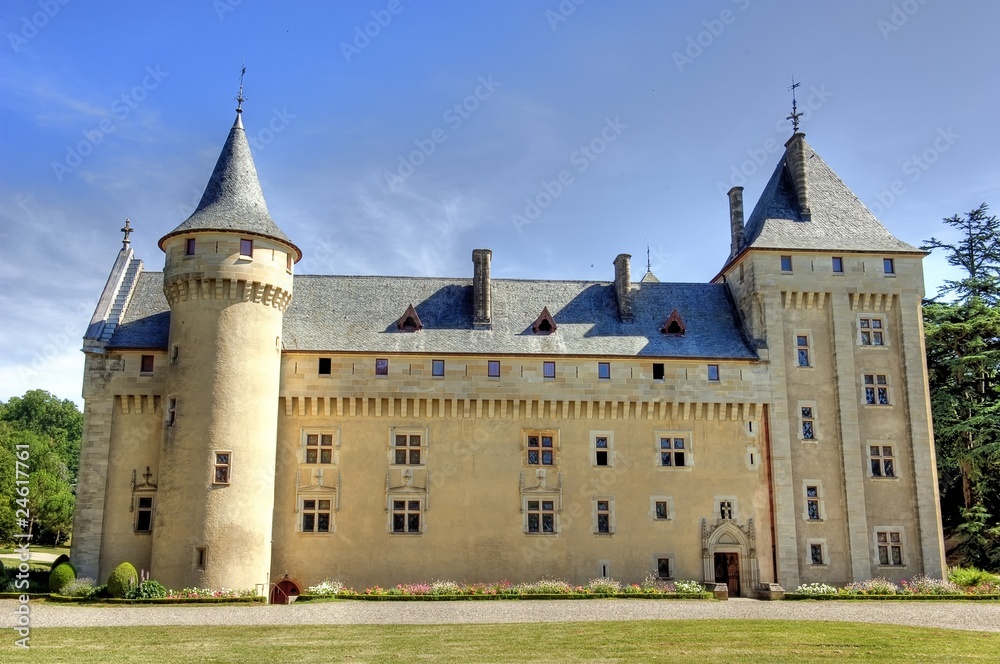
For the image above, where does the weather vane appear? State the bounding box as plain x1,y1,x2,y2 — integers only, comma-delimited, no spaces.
786,77,802,133
235,62,247,113
120,218,133,250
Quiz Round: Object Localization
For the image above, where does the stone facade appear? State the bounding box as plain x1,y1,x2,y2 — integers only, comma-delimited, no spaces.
71,112,945,599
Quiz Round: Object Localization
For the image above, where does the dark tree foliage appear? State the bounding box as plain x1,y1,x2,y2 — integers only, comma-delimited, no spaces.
922,203,1000,570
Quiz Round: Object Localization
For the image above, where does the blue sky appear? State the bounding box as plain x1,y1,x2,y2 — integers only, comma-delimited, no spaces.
1,0,998,406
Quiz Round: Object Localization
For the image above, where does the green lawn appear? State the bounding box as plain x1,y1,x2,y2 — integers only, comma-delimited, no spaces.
14,620,999,662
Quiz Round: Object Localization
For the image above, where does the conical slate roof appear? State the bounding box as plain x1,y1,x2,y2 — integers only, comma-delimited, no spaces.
158,113,301,260
739,134,920,257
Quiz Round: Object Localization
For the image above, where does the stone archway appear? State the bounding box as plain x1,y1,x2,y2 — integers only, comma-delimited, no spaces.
701,518,760,597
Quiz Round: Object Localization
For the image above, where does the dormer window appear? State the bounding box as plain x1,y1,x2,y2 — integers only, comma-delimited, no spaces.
532,307,557,334
397,304,423,332
660,309,686,335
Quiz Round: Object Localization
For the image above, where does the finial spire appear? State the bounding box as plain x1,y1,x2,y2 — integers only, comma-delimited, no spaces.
120,218,133,250
235,62,247,114
646,242,652,273
786,76,802,134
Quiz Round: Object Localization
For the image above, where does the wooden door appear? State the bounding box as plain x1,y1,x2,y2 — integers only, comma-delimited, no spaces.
270,579,299,604
714,552,741,597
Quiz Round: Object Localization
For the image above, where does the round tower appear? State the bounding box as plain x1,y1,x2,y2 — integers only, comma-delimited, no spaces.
150,109,300,592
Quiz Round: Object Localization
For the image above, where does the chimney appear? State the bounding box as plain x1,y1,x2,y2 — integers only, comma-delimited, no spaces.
728,186,745,260
472,249,492,329
613,253,633,321
784,133,811,221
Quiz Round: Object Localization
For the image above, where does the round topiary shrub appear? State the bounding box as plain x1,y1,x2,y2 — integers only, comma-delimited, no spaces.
51,554,71,570
49,562,77,594
107,562,139,598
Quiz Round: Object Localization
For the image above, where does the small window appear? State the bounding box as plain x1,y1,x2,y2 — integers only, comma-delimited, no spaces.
432,360,445,377
657,557,672,579
595,436,609,467
864,374,890,405
375,358,389,376
391,499,422,534
883,258,895,275
796,335,810,367
166,398,177,427
488,360,500,378
806,485,822,520
140,354,154,374
305,433,335,464
240,238,253,257
659,437,686,467
213,452,231,485
832,256,843,273
707,364,720,382
654,501,670,520
286,253,293,273
171,345,179,364
870,445,896,478
876,529,904,565
526,432,556,466
543,361,556,379
719,500,734,520
780,255,793,272
135,496,154,532
859,318,885,346
810,543,825,565
526,499,555,533
195,547,206,570
653,363,664,380
596,500,611,534
598,362,610,380
801,406,815,440
394,433,423,465
318,358,332,375
185,238,196,256
302,499,332,533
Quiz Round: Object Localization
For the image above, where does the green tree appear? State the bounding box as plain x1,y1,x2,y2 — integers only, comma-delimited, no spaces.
0,389,83,484
923,203,1000,569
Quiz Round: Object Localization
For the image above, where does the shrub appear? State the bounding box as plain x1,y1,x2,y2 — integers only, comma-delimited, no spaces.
106,562,139,598
48,562,76,594
51,554,71,570
586,577,622,593
125,579,167,600
674,580,705,593
61,577,97,598
793,582,837,595
901,575,959,595
640,573,675,593
306,579,344,597
842,577,900,595
948,566,1000,589
517,578,573,594
431,580,460,595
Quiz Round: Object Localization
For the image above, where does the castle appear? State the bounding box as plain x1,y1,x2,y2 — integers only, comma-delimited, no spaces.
71,104,945,601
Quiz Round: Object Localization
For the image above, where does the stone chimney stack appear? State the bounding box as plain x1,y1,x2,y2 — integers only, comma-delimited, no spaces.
613,253,633,321
728,186,745,260
784,132,811,221
472,249,492,329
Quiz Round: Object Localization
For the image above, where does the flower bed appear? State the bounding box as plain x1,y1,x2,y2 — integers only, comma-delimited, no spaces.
786,572,1000,600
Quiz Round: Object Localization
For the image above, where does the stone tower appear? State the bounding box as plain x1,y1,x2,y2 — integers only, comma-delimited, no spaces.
149,109,301,591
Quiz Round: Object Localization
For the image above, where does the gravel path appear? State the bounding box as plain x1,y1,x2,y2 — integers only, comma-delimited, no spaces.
4,598,1000,632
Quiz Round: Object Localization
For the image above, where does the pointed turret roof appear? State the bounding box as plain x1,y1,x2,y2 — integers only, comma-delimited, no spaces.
738,133,920,257
158,113,301,260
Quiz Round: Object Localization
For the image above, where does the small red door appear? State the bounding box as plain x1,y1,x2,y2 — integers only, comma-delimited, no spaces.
270,579,300,604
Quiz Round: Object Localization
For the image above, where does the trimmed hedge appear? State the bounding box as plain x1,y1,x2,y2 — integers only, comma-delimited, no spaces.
47,594,265,604
107,562,139,598
48,562,76,593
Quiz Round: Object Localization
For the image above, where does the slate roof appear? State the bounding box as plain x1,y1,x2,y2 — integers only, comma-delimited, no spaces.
738,135,921,257
108,272,758,360
157,113,302,260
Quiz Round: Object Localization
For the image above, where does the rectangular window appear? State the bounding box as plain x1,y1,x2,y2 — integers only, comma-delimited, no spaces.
286,253,293,273
654,500,670,520
864,374,890,405
707,364,720,382
796,335,810,367
883,258,895,275
832,256,843,273
394,434,423,465
140,354,154,374
305,433,335,464
595,436,609,467
185,238,196,256
527,499,555,533
780,255,793,272
375,358,388,376
652,363,664,380
135,496,154,532
195,547,206,570
167,398,177,427
719,500,733,520
870,445,896,478
240,238,253,257
302,499,331,533
859,318,885,346
171,345,179,364
318,358,332,375
543,361,556,379
596,500,611,534
806,485,821,520
876,529,904,565
526,432,555,466
659,437,686,467
391,499,421,534
657,557,672,579
801,406,815,440
810,543,825,565
213,451,231,485
598,362,610,380
432,359,445,377
488,360,500,378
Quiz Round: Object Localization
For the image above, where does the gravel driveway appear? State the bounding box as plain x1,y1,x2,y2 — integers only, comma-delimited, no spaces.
4,598,1000,632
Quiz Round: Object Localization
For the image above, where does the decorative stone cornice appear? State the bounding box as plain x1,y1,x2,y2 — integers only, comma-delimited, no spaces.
164,276,292,312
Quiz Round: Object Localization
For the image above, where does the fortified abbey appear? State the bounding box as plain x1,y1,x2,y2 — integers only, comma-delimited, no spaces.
72,105,945,601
